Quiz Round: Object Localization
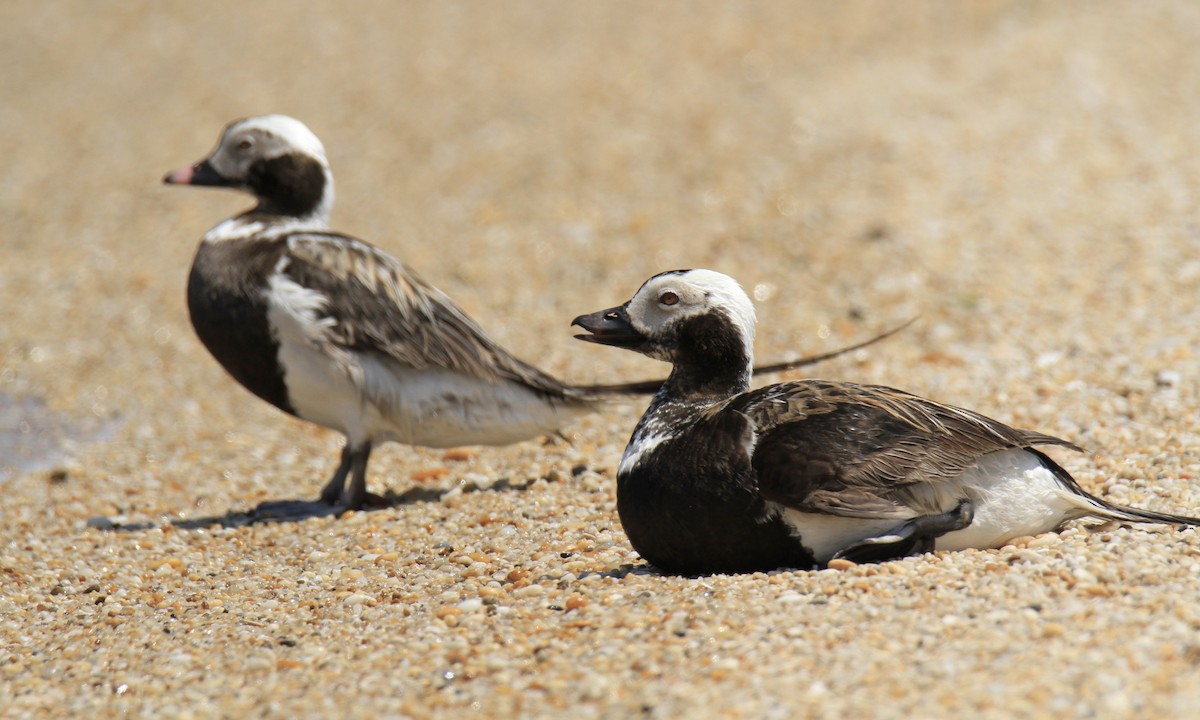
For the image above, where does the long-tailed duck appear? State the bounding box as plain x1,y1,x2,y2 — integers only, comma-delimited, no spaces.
573,269,1200,574
164,117,882,517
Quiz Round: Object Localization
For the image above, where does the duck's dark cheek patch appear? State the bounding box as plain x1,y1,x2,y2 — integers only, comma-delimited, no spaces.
678,313,749,370
249,153,326,216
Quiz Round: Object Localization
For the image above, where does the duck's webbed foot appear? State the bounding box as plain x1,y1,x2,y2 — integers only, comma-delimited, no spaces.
253,442,379,521
832,499,974,565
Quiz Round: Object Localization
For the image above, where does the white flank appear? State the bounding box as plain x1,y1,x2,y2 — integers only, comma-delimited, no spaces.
777,448,1090,563
778,508,906,565
358,359,591,447
265,269,589,448
264,272,363,436
933,448,1085,551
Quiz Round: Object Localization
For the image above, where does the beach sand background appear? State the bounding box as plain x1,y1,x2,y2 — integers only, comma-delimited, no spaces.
5,1,1200,717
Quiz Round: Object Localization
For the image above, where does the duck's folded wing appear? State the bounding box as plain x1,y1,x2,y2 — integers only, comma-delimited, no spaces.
735,380,1082,519
281,232,569,392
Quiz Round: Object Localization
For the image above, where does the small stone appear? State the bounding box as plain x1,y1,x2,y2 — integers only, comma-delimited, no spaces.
412,467,450,482
462,562,491,578
1155,370,1181,388
1026,535,1060,549
1041,623,1066,638
244,652,275,673
457,599,484,612
513,584,546,598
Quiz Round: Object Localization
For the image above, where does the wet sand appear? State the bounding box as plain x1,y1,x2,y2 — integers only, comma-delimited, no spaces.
4,2,1200,717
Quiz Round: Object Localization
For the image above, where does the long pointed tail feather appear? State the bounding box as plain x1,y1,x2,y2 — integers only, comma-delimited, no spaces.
1036,450,1200,527
1054,487,1200,527
574,318,915,397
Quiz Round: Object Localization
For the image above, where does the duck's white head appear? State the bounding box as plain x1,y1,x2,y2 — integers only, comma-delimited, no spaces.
573,269,756,395
164,114,334,224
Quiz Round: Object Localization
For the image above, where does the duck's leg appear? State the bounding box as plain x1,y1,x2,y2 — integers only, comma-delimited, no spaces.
338,441,372,511
253,444,356,520
832,499,974,564
318,445,354,505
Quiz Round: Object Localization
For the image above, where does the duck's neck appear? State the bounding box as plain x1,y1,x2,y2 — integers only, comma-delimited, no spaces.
660,313,753,401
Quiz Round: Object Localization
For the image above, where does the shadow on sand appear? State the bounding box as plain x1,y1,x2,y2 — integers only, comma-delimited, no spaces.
90,473,570,532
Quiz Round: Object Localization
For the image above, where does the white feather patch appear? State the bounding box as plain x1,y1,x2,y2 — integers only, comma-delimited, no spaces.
776,448,1091,563
934,448,1085,551
619,434,669,475
266,263,337,343
777,507,906,565
264,267,590,447
264,271,363,437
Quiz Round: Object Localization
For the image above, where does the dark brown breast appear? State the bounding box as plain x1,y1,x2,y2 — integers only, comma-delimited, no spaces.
186,236,295,415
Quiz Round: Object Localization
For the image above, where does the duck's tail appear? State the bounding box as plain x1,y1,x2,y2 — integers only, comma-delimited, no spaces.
1036,450,1200,527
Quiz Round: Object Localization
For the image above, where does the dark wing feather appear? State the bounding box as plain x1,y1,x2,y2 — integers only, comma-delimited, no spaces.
282,232,574,395
731,379,1082,519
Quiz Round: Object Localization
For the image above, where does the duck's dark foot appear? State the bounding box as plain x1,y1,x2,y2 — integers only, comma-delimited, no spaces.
832,499,975,564
360,491,390,509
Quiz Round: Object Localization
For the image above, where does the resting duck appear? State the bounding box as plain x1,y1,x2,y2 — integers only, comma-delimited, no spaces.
573,268,1200,573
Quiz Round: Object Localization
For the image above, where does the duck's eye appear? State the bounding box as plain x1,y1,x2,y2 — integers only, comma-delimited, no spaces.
659,291,679,307
237,139,252,151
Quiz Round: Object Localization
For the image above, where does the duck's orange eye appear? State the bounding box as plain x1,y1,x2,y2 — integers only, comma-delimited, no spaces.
660,291,679,306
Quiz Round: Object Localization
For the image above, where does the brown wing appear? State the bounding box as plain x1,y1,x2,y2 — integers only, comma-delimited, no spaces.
282,232,574,395
732,379,1082,519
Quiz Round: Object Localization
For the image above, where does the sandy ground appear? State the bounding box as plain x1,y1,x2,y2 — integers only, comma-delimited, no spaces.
5,1,1200,717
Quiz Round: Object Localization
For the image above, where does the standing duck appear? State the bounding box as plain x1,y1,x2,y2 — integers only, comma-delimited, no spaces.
164,117,877,517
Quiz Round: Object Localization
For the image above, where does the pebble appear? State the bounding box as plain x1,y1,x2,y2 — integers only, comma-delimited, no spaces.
85,516,116,530
512,584,547,598
457,599,484,612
